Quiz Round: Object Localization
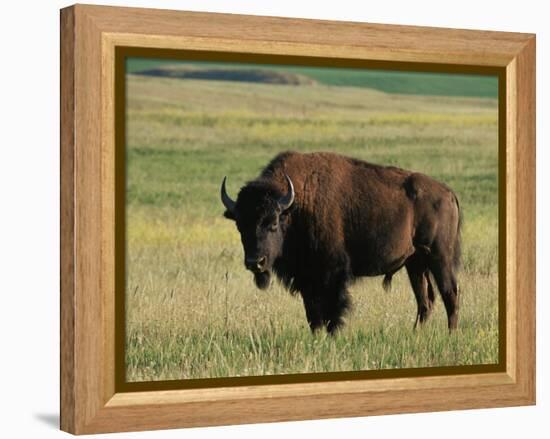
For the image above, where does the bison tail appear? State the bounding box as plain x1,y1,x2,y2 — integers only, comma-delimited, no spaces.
453,193,462,271
382,274,393,292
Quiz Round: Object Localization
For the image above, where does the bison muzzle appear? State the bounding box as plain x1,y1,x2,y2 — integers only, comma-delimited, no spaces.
221,151,461,334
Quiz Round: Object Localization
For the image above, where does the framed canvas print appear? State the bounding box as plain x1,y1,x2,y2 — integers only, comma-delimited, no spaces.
60,4,536,435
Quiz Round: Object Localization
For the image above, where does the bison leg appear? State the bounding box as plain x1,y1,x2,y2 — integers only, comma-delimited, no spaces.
322,285,351,335
302,294,324,333
428,257,459,330
301,259,351,335
405,254,434,328
426,272,436,306
319,266,352,335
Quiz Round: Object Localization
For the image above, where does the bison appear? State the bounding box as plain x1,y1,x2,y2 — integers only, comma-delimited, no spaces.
220,151,461,334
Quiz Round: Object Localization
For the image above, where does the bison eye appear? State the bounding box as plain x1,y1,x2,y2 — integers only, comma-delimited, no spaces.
267,220,278,232
261,216,278,231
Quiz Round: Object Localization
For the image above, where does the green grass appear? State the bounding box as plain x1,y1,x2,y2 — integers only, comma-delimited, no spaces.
125,73,499,382
127,58,498,98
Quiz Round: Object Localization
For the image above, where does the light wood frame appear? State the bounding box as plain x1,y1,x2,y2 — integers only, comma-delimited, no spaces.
60,4,536,434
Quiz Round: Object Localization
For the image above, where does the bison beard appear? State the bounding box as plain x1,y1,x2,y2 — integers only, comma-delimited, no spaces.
254,271,271,290
221,151,462,334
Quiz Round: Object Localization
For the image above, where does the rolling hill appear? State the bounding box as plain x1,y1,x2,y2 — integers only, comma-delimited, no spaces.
127,58,498,98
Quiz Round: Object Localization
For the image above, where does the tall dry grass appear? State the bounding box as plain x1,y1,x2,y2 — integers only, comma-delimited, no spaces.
125,75,499,382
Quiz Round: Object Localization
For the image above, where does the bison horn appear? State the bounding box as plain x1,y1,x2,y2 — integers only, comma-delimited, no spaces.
221,177,236,213
278,174,295,211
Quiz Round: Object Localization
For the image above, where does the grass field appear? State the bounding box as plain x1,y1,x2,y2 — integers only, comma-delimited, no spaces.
125,64,499,382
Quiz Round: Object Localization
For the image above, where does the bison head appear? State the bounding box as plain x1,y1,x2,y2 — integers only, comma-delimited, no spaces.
221,175,295,290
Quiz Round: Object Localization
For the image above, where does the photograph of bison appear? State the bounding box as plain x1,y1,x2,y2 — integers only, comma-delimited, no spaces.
221,151,461,334
124,57,499,382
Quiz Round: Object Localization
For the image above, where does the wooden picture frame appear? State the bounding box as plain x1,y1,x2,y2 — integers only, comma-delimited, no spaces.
60,4,536,434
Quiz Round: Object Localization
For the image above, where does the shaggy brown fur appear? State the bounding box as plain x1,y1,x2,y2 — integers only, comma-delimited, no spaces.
222,151,461,333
